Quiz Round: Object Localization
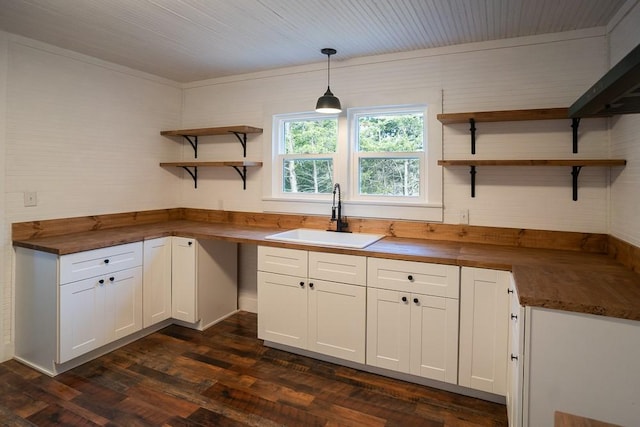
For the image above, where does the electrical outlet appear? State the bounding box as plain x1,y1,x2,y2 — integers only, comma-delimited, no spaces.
24,191,37,207
459,209,469,224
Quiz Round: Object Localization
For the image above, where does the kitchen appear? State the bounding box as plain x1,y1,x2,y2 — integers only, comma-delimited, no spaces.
1,1,640,425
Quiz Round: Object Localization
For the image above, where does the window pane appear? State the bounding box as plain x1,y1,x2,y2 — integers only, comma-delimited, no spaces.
359,158,420,196
283,159,333,193
357,113,424,152
284,118,337,154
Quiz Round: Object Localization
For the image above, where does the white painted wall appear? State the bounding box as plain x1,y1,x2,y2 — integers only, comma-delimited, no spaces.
180,29,611,233
609,1,640,248
0,33,183,361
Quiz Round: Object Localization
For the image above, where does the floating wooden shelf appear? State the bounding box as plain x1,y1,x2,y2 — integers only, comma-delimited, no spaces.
160,125,263,189
160,126,263,137
160,125,263,158
160,161,262,190
436,108,569,124
436,108,589,154
438,159,626,167
438,159,627,200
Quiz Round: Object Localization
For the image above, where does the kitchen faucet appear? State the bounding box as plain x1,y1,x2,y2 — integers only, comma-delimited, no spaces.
330,183,349,232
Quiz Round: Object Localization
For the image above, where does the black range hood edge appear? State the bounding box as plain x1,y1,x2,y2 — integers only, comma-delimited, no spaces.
569,43,640,118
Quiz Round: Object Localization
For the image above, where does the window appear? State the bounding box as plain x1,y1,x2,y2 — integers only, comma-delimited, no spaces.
267,101,441,221
351,107,425,201
275,113,338,197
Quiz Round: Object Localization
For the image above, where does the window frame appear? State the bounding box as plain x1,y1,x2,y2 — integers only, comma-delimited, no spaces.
348,105,427,204
272,111,340,200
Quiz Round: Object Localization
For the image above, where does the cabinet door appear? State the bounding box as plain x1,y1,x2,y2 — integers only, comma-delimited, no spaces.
507,280,525,427
143,237,172,327
459,267,510,395
257,271,307,348
172,237,198,323
308,279,366,363
409,293,459,384
105,266,143,342
59,276,105,363
366,287,411,372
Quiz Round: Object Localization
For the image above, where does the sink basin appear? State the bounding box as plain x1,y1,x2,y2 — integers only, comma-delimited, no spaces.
264,228,385,249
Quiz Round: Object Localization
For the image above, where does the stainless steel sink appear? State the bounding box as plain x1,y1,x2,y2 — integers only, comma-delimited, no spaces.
264,228,385,249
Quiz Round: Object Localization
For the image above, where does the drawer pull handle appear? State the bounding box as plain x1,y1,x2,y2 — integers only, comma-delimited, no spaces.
413,297,419,304
407,275,414,281
511,313,518,320
401,296,408,303
511,354,518,361
507,289,514,294
109,277,115,282
299,281,305,288
309,283,314,289
104,259,110,264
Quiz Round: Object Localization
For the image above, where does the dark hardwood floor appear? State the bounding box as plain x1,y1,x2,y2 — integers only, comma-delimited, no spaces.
0,311,508,426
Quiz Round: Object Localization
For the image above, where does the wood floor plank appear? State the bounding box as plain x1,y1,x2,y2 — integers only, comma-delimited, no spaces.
1,311,508,426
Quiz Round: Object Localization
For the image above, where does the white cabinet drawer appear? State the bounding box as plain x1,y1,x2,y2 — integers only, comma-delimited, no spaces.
60,242,143,284
258,246,307,277
309,251,366,286
367,258,459,299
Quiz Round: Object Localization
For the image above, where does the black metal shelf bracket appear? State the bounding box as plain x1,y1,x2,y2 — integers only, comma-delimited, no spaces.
571,118,581,153
231,132,248,157
571,166,582,201
182,136,198,158
470,165,477,197
181,166,198,188
232,165,248,190
469,119,477,155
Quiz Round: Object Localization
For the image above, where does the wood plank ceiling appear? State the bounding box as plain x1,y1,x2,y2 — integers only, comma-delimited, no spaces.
0,0,629,82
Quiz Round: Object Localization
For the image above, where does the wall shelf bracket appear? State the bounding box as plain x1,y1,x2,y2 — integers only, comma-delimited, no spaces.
571,118,581,153
571,166,582,201
181,166,198,188
232,165,248,190
231,131,248,157
470,165,477,197
469,118,477,154
182,136,198,158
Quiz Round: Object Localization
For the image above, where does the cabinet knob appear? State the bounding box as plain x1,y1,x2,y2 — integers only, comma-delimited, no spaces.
401,296,408,303
98,279,104,284
511,313,518,320
309,283,314,289
299,281,305,288
109,277,115,282
511,354,519,361
413,297,419,304
507,288,514,294
407,275,414,281
103,259,109,264
188,241,193,246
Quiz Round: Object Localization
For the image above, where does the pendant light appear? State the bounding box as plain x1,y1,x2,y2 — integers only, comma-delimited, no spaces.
315,48,342,113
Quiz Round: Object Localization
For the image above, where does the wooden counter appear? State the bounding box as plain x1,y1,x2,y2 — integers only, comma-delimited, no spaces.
12,219,640,322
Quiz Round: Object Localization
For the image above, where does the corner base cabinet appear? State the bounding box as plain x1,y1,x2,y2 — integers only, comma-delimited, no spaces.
257,246,366,363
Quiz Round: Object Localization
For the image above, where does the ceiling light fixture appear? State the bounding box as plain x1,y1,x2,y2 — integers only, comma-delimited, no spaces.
315,48,342,114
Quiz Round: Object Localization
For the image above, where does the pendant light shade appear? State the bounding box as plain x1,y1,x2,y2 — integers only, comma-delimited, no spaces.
316,48,342,113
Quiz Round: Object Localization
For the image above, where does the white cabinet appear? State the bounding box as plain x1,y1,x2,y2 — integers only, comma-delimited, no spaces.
143,237,172,327
507,276,524,427
58,242,144,363
171,236,198,323
367,258,460,384
257,246,366,363
458,267,510,395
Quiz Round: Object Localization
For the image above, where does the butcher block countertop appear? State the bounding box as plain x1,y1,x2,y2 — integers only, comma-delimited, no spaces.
13,220,640,322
